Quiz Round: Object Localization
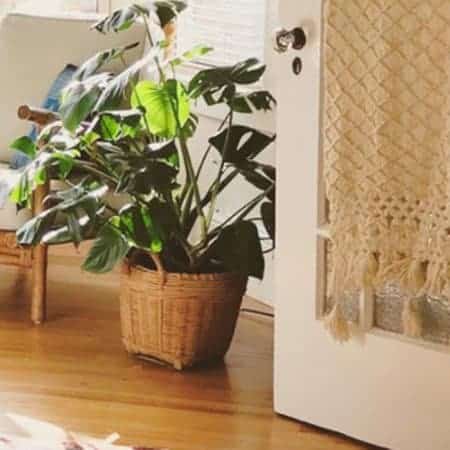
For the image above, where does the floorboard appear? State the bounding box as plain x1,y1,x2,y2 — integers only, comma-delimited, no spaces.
0,246,376,450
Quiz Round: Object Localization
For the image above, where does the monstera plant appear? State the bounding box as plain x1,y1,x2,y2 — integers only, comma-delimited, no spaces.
10,1,276,280
10,1,276,369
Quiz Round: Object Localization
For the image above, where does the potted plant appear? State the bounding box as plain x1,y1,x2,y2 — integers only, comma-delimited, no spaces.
10,1,276,370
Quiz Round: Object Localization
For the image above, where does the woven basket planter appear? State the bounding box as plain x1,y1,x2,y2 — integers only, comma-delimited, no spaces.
120,264,248,370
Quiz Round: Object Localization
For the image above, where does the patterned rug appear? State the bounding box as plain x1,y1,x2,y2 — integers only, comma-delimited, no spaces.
0,414,165,450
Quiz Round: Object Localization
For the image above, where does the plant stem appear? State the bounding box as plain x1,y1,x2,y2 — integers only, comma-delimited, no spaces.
74,161,116,184
142,15,166,83
178,136,208,240
105,204,119,215
205,111,233,229
194,185,274,253
79,153,189,262
180,111,230,209
161,191,194,258
183,168,239,234
164,85,208,243
105,154,194,267
150,252,166,282
180,114,229,230
219,185,274,230
119,54,154,137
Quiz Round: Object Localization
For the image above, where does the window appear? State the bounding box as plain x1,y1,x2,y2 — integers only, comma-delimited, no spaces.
108,0,271,67
177,0,267,67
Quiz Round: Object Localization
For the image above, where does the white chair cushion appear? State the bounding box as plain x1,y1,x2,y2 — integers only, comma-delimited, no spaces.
0,12,146,162
0,163,31,230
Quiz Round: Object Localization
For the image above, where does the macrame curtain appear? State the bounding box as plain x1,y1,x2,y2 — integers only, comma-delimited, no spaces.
323,0,450,341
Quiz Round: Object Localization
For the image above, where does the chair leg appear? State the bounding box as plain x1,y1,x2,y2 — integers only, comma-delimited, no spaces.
31,244,48,324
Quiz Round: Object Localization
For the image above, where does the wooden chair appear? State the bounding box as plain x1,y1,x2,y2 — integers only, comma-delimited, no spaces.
0,106,57,324
0,12,146,324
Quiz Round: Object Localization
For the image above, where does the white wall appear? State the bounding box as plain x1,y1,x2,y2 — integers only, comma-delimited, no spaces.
11,1,97,13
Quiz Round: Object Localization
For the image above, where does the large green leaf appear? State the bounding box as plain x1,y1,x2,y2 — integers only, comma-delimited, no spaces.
16,182,107,246
93,2,186,33
82,221,130,273
153,1,187,27
260,201,275,242
49,183,107,219
43,149,79,181
133,161,179,194
10,136,37,159
93,109,143,141
143,140,179,167
42,215,100,246
93,4,149,33
229,90,276,114
209,221,265,279
231,59,266,84
94,46,160,112
9,151,56,209
169,45,213,68
110,140,179,194
209,125,275,164
16,209,58,246
180,113,199,139
9,147,81,211
45,128,80,151
238,161,275,202
60,73,112,132
37,121,65,147
118,203,164,253
131,79,190,138
146,197,178,237
9,173,32,210
189,58,266,106
74,43,139,81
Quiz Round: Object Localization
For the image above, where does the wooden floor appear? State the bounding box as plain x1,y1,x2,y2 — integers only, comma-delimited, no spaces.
0,247,376,450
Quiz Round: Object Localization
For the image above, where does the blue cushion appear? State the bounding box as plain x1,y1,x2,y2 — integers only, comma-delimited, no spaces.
10,64,78,169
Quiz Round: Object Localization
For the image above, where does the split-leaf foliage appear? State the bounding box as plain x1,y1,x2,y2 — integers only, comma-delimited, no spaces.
10,1,276,279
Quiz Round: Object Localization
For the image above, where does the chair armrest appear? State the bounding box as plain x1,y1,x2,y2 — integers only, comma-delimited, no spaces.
17,105,59,127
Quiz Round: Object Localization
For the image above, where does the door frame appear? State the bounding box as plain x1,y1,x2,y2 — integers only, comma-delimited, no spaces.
274,1,450,449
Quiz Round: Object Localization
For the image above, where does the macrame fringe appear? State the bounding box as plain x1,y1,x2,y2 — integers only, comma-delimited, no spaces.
324,303,350,343
376,258,426,295
362,252,379,287
402,298,423,338
325,244,450,342
422,260,449,298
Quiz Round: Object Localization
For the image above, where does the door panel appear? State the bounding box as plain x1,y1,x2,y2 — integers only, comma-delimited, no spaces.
274,1,450,449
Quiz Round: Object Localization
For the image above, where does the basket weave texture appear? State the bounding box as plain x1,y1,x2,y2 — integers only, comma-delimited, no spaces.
0,231,32,267
120,264,247,370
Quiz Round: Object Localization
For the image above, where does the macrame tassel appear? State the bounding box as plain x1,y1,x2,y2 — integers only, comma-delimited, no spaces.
362,252,379,287
402,298,423,338
404,259,426,294
324,303,351,343
376,257,426,295
422,260,448,298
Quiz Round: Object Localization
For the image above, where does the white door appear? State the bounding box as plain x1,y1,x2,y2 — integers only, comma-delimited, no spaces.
274,1,450,450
